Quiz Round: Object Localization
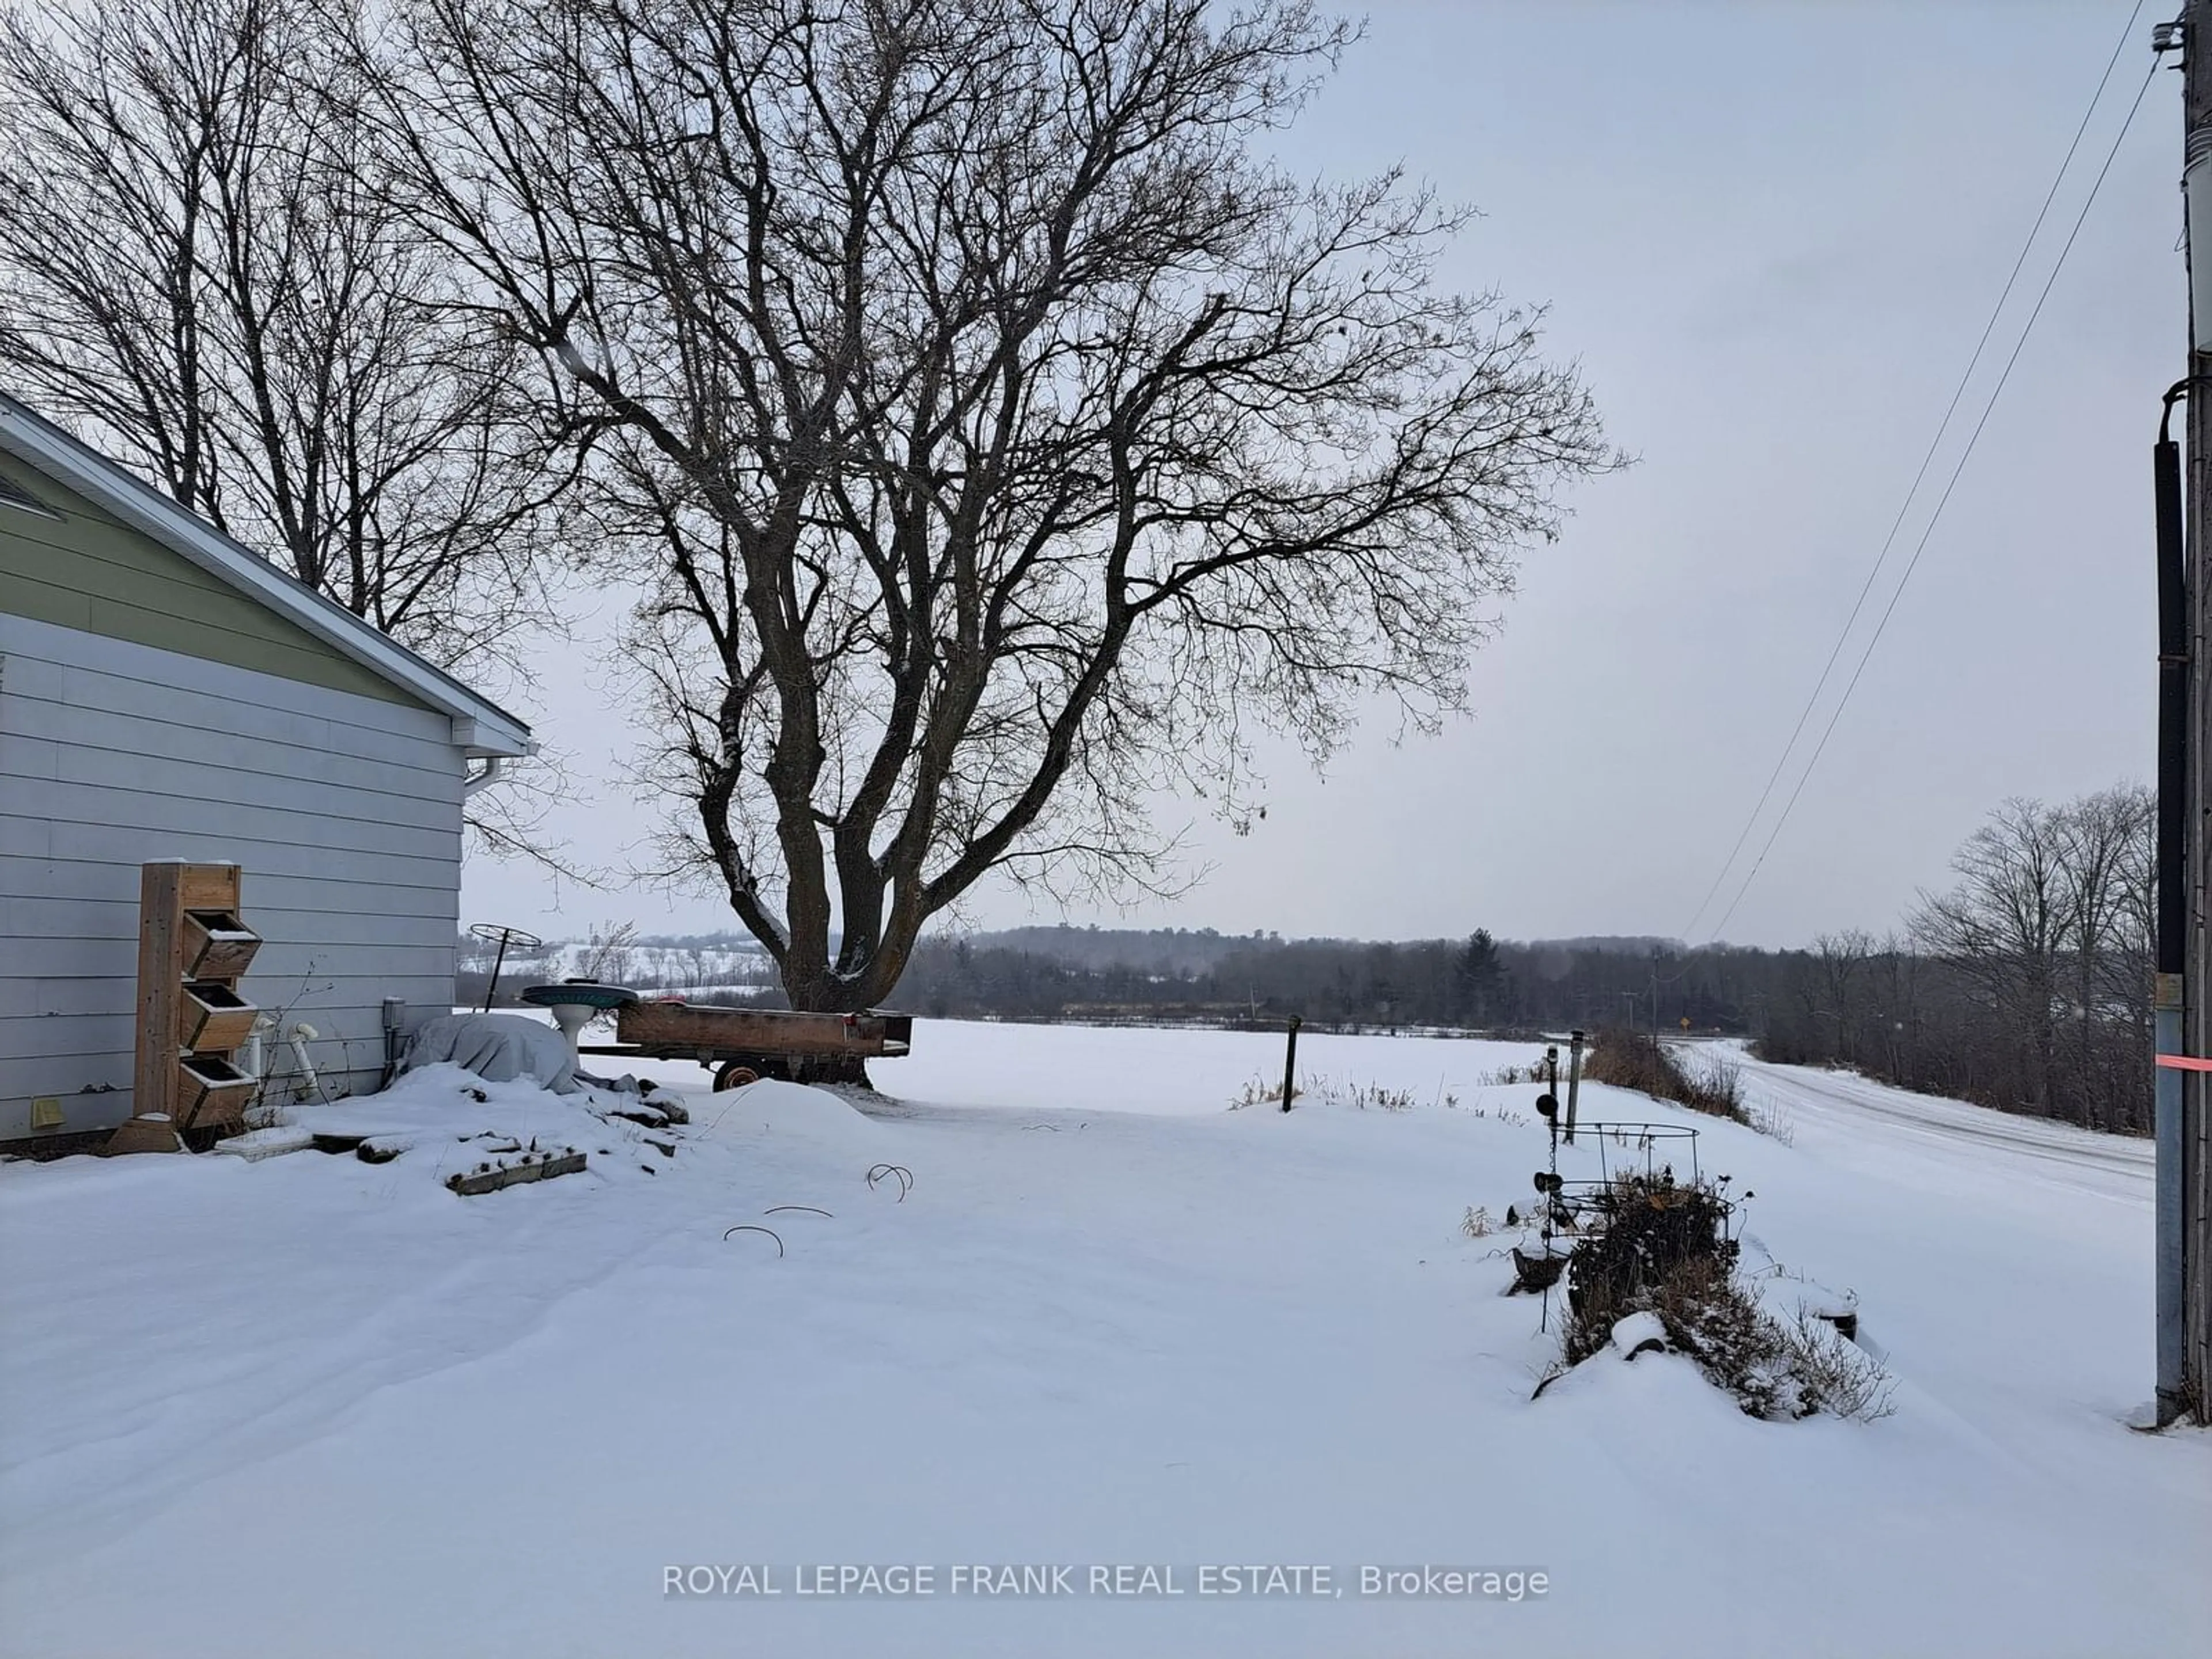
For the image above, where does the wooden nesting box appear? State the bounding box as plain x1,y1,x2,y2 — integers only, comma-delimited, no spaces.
177,1054,257,1127
135,862,264,1135
179,981,258,1051
180,911,261,980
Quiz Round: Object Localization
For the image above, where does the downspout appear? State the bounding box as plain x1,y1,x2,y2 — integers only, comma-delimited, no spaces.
463,756,506,799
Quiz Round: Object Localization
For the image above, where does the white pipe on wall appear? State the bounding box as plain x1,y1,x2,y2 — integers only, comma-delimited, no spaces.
287,1022,321,1102
243,1013,276,1081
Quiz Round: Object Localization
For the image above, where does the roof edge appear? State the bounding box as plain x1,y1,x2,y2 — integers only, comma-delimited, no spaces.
0,393,533,759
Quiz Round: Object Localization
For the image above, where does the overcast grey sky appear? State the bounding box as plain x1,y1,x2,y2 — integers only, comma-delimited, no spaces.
463,0,2177,949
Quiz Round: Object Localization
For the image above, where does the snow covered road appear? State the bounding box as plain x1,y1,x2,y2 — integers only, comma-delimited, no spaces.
1725,1044,2154,1201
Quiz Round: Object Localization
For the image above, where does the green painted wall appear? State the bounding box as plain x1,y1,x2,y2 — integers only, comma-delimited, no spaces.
0,450,425,709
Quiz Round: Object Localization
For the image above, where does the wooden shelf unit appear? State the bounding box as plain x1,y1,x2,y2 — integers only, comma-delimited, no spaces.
134,862,263,1135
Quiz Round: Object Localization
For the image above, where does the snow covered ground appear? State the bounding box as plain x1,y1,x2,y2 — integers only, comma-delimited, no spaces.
2,1021,2206,1658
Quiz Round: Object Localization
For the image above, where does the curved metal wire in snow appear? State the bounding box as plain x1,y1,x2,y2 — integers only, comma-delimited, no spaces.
866,1163,913,1201
722,1224,785,1256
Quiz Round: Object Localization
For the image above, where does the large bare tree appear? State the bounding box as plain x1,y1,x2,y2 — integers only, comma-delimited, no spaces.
0,0,569,677
1912,787,2152,1127
2059,784,2155,1127
369,0,1616,1012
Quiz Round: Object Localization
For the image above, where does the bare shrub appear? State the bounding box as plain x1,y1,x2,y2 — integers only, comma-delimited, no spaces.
1227,1074,1285,1110
1781,1310,1897,1422
575,922,640,986
1645,1255,1791,1415
1231,1073,1429,1112
1582,1025,1673,1094
1554,1172,1893,1422
1583,1028,1748,1123
1349,1082,1418,1112
1747,1096,1797,1146
1562,1172,1740,1364
1694,1051,1745,1117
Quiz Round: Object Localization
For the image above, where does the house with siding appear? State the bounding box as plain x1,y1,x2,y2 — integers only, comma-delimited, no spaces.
0,392,532,1144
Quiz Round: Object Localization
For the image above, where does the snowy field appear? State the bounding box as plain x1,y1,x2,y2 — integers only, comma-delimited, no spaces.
2,1021,2207,1658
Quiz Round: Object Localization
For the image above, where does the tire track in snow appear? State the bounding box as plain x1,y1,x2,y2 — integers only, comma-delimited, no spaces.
1726,1048,2151,1199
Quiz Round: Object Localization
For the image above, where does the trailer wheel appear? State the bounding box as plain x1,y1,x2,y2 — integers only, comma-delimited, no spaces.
714,1062,761,1091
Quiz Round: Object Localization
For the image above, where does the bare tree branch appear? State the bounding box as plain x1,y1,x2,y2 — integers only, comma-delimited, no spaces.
0,0,576,683
363,0,1620,1010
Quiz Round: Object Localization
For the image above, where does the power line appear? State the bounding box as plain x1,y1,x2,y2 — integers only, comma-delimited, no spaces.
1704,54,2164,943
1679,0,2150,940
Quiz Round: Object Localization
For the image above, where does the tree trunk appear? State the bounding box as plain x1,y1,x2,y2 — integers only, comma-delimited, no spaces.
787,1052,876,1089
773,941,923,1088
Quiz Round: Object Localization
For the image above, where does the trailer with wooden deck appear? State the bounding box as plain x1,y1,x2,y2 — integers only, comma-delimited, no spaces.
575,998,914,1089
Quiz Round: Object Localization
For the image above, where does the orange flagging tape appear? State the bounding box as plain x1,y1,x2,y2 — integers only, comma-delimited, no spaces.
2155,1054,2212,1071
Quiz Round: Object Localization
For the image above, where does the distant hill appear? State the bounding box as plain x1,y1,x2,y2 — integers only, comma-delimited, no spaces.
971,925,1276,976
955,926,1685,971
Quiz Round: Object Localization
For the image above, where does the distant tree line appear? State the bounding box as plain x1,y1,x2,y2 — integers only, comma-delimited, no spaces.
1756,786,2152,1133
452,787,2153,1133
888,927,1779,1035
884,786,2155,1134
453,922,781,1009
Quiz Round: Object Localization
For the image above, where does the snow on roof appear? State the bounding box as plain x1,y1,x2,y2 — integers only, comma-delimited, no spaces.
0,392,533,759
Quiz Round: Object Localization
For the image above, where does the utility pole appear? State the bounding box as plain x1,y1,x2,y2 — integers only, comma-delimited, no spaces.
2174,4,2212,1427
2156,347,2190,1428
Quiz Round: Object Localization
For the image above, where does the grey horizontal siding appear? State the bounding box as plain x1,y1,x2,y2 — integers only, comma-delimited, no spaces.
0,734,460,831
1,979,446,1125
0,613,472,1139
2,933,458,983
7,1013,151,1060
3,696,459,805
5,967,455,1059
1,607,453,744
0,854,460,918
5,777,461,862
0,971,459,1020
0,815,459,889
22,660,457,768
0,897,458,953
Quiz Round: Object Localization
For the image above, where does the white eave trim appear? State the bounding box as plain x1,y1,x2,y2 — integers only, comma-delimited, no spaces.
0,395,535,759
